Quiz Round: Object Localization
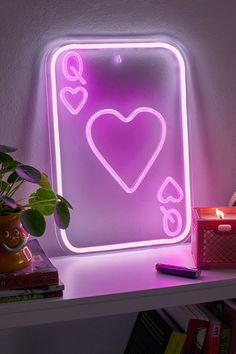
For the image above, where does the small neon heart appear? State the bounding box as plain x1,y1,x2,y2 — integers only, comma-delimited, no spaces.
60,86,88,115
157,176,184,203
86,107,167,193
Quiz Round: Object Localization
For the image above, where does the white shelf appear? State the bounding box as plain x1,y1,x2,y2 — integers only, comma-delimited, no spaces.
0,243,236,330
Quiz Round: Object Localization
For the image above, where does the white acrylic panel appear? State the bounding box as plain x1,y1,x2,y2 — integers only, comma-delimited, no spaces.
47,40,191,253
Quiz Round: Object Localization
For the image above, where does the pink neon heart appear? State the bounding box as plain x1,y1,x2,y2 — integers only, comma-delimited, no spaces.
86,107,167,193
60,86,88,115
157,177,184,203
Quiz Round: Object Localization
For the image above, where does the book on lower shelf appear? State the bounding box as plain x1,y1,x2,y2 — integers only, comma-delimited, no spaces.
163,304,209,354
196,304,222,354
124,309,186,354
204,300,231,354
0,282,64,303
222,299,236,354
0,239,63,303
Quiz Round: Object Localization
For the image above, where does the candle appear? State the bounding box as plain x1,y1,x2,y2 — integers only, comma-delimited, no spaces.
197,207,236,220
191,207,236,269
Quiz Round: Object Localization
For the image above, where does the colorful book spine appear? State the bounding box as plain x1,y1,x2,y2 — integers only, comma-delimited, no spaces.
0,239,58,290
203,317,221,354
182,318,208,353
0,282,64,298
219,324,231,354
164,332,187,354
223,300,236,354
164,305,208,354
204,301,231,354
196,304,221,354
0,271,58,290
0,291,63,303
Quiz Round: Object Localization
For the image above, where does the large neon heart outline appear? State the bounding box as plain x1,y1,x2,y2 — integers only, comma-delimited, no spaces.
86,107,167,193
60,86,88,115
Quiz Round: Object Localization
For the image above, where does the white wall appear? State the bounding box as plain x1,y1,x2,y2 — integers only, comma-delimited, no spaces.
0,1,235,353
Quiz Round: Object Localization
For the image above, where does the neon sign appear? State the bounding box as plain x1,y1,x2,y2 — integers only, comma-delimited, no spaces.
48,40,191,253
86,107,167,194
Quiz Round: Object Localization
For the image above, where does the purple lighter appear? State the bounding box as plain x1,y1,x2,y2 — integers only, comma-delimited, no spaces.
155,263,201,279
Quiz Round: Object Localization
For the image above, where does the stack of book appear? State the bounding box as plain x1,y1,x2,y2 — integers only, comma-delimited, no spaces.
0,239,64,303
124,302,232,354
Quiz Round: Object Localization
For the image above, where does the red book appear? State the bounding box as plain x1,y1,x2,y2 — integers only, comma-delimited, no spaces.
0,240,58,290
164,304,209,354
223,300,236,354
204,301,231,354
196,304,221,354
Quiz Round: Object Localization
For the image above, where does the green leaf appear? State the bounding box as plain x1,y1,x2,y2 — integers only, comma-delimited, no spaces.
54,201,70,229
39,172,51,190
16,165,41,184
36,188,56,200
0,145,17,153
2,160,21,173
0,152,13,164
29,188,56,216
56,194,73,209
20,209,46,236
7,171,20,184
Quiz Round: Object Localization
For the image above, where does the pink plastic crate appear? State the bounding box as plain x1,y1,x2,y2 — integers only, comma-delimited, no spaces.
191,207,236,269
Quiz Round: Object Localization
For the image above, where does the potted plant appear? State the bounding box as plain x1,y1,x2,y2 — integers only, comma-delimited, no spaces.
0,144,72,273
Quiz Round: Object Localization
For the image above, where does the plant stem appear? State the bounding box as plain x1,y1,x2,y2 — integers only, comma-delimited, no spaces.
0,163,3,192
21,198,57,208
4,178,18,197
7,180,25,198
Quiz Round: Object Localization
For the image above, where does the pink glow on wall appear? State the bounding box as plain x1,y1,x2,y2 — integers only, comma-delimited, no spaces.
48,40,191,254
86,107,166,194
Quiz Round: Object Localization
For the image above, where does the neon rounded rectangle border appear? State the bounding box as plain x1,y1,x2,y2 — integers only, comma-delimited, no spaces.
49,40,191,254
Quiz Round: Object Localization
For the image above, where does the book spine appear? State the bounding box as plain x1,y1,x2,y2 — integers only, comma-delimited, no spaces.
125,311,174,354
140,311,168,349
203,321,221,354
182,319,208,354
203,301,230,354
219,327,231,354
0,283,64,297
222,302,236,354
164,332,186,354
124,313,157,354
0,291,63,303
0,271,58,290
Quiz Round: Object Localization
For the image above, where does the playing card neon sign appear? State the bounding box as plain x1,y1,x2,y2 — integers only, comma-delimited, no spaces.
48,40,191,253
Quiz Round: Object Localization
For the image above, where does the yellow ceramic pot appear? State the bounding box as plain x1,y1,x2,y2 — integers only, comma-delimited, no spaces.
0,213,32,273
